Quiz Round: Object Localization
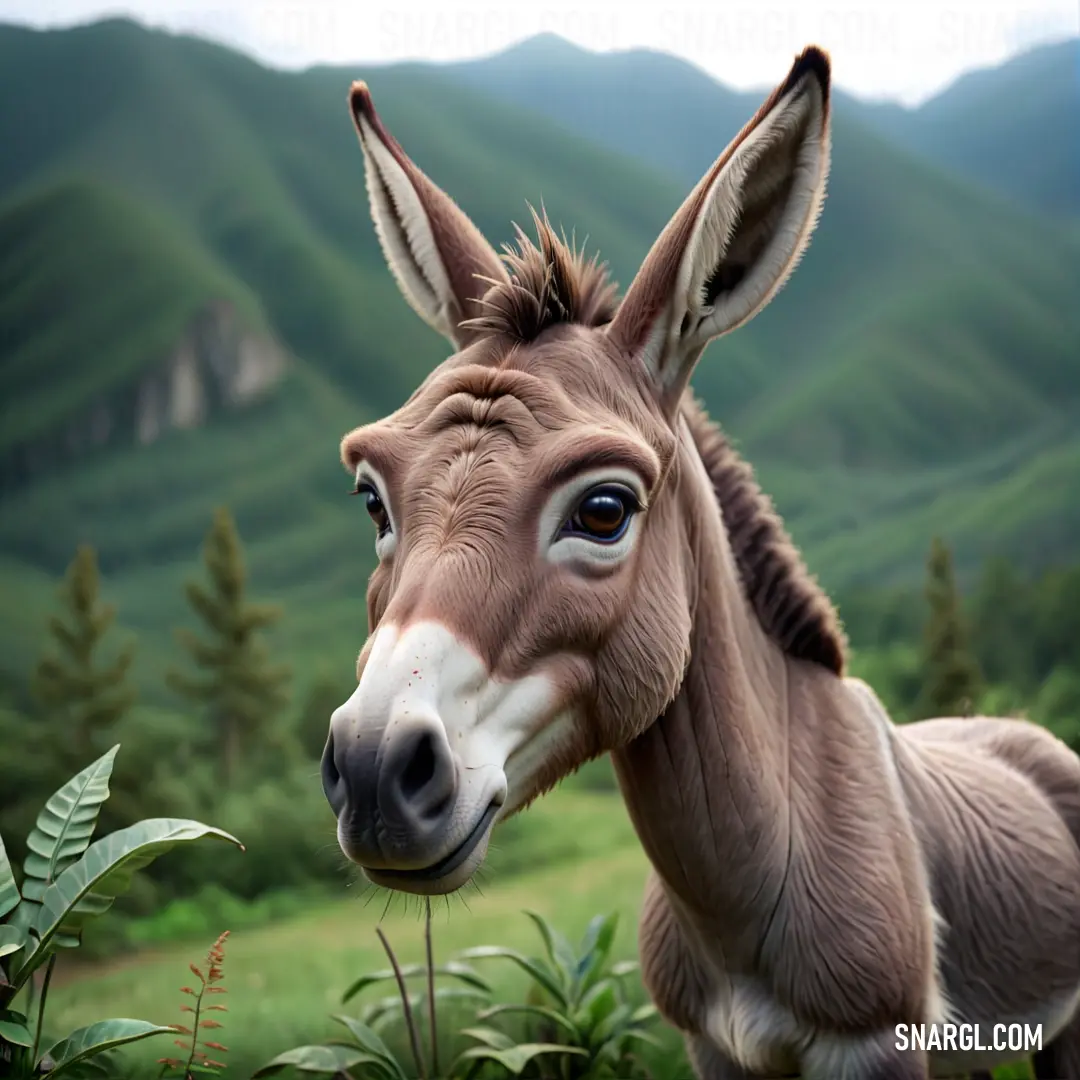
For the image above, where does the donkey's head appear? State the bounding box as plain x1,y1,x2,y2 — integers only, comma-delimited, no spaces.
323,48,832,893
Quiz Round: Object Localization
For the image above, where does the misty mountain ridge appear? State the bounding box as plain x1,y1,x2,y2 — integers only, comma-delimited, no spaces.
0,16,1076,691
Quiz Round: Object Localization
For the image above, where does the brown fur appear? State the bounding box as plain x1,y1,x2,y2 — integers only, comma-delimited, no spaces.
327,46,1080,1080
463,208,620,343
681,394,847,675
466,213,848,676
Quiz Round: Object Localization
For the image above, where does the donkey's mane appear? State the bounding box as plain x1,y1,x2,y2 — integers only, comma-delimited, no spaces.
462,210,620,343
682,395,847,675
466,220,847,675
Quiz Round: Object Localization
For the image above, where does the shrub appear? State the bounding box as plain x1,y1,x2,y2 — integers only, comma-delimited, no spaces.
0,745,242,1077
168,765,342,898
1032,666,1080,753
255,906,662,1079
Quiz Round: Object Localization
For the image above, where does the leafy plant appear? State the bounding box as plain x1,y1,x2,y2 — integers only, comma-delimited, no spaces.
459,910,661,1079
254,906,661,1079
0,745,243,1077
157,930,231,1079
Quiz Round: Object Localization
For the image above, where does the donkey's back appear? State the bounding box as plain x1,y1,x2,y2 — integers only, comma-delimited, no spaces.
891,705,1080,1076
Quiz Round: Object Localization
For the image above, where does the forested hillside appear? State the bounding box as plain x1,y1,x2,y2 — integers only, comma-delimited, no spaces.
1,17,1077,686
1,27,1077,1077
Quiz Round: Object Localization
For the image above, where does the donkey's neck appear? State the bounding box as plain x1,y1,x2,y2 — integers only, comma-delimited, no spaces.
610,429,801,953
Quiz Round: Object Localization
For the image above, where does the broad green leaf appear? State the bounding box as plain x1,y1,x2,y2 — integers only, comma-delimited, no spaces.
438,960,493,994
330,1015,406,1079
453,1042,588,1077
578,981,617,1024
341,964,421,1003
630,1003,658,1024
40,1018,171,1077
20,746,118,909
341,959,490,1003
362,986,489,1029
590,1003,631,1048
591,1027,664,1073
572,982,618,1038
4,902,36,944
360,991,421,1028
360,992,419,1026
457,946,569,1009
477,1003,581,1040
0,832,18,919
576,913,619,989
55,1055,117,1078
459,1026,516,1051
427,985,490,1007
618,1028,664,1050
0,1007,32,1046
610,959,639,978
590,1037,623,1071
523,910,577,990
14,818,241,987
0,925,25,959
252,1044,383,1076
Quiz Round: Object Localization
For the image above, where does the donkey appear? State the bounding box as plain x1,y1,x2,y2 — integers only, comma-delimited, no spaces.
321,47,1080,1079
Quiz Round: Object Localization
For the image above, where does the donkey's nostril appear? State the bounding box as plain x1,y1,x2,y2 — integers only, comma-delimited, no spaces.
380,721,458,829
321,734,346,816
400,731,437,800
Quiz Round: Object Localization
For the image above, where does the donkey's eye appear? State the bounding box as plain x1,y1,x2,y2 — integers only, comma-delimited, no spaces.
562,485,639,543
354,483,391,537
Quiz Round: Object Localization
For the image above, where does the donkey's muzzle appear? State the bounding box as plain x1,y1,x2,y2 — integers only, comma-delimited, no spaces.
322,716,457,851
321,621,511,892
322,715,480,882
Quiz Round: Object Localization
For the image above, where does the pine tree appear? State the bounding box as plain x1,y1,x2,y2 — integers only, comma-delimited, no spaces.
970,556,1037,690
32,544,137,770
917,537,984,719
168,507,291,786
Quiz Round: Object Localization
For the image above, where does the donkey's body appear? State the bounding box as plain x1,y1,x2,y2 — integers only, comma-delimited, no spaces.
322,47,1080,1078
623,399,1080,1078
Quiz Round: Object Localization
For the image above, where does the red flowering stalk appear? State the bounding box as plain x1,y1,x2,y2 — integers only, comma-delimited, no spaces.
158,930,230,1078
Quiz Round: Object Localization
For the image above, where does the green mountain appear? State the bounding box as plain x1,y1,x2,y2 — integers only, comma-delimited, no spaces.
442,44,1080,456
445,33,1080,216
439,33,764,192
440,34,1080,568
852,38,1080,216
0,19,687,409
0,18,1077,694
0,17,687,688
0,178,271,462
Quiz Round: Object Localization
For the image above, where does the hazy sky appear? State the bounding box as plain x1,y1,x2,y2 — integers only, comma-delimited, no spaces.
3,0,1077,104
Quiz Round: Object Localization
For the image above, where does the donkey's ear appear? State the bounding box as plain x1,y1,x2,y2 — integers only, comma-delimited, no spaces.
606,47,831,410
349,82,510,349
